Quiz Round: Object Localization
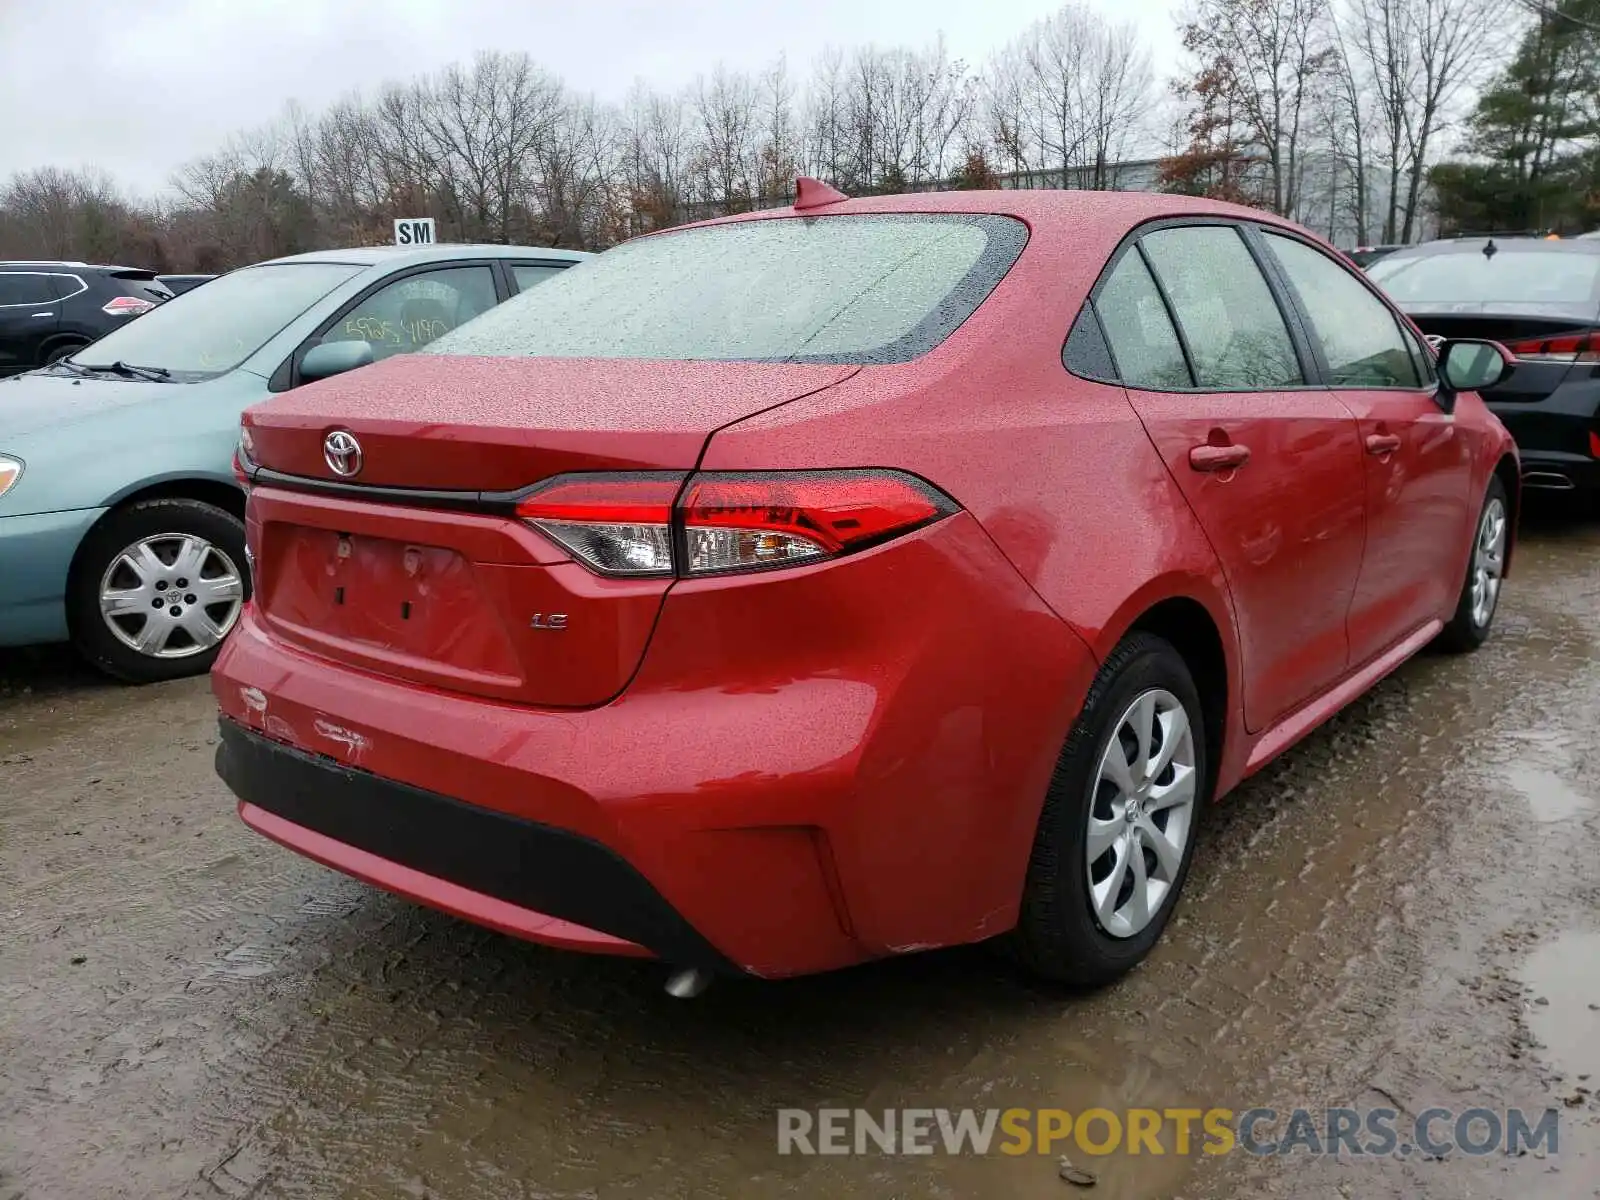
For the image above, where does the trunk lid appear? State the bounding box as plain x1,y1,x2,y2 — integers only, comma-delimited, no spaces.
1405,305,1599,404
242,354,857,707
244,354,858,489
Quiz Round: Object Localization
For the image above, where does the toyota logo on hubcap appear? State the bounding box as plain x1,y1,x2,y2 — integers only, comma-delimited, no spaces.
323,430,362,477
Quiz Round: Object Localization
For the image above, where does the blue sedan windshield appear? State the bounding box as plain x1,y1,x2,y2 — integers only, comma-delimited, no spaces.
72,262,361,377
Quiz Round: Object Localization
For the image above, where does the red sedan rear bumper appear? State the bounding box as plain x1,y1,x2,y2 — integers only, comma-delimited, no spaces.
211,516,1098,978
239,800,651,955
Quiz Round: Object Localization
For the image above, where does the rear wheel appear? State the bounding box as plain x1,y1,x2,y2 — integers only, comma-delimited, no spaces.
43,341,85,365
1437,476,1508,653
1008,633,1208,986
68,498,250,683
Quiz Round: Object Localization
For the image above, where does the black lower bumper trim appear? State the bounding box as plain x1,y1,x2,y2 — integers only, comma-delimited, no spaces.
215,719,736,972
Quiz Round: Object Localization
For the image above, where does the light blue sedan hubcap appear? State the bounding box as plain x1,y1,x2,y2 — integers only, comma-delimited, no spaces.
99,532,244,658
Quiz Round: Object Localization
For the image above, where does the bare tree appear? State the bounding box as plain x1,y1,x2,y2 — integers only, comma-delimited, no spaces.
1082,19,1157,187
1177,0,1339,216
757,55,802,199
619,81,691,230
804,47,852,188
1332,0,1503,242
992,4,1156,189
984,46,1037,183
692,65,760,212
1400,0,1502,239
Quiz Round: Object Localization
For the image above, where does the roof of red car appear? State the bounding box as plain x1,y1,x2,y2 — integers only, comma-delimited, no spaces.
693,188,1299,237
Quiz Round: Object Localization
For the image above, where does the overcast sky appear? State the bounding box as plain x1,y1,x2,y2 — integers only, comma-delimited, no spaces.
0,0,1182,197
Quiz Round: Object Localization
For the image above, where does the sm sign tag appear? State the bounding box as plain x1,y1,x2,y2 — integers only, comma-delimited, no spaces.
394,217,436,246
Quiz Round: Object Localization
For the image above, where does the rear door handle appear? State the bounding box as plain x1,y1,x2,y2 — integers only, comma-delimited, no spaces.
1188,443,1251,472
1365,433,1402,455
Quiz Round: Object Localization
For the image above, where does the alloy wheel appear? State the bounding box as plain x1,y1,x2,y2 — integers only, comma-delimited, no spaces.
1469,497,1507,629
1086,687,1199,939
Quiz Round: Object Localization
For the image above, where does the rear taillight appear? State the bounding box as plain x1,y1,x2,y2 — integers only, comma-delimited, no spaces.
1590,430,1600,459
102,295,157,317
1504,330,1600,363
515,470,957,579
517,474,680,577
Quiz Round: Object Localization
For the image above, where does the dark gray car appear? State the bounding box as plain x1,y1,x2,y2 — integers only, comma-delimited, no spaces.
1369,237,1600,497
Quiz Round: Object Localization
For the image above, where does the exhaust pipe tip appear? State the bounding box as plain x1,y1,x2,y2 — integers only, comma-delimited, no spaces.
664,967,713,999
1523,471,1576,491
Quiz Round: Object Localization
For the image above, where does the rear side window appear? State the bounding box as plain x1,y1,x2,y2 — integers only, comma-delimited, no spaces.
1263,232,1421,387
510,263,566,292
1093,251,1192,389
425,213,1028,364
0,273,56,306
1141,226,1304,389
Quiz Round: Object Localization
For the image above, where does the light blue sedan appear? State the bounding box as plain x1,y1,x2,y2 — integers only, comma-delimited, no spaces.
0,243,587,681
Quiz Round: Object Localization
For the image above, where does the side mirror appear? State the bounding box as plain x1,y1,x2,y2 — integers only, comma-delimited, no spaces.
1436,339,1515,412
300,339,374,382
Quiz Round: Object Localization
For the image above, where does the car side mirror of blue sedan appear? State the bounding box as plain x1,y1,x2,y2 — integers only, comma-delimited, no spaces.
300,340,375,382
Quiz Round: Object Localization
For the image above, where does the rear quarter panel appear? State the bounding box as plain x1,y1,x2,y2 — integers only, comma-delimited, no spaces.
701,216,1238,674
702,216,1247,855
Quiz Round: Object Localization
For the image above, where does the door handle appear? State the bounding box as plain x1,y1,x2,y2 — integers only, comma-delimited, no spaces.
1365,433,1402,455
1188,443,1251,472
30,312,52,318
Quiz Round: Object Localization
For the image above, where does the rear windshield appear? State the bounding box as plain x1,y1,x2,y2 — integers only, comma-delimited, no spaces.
1369,249,1600,307
424,213,1028,364
72,262,361,378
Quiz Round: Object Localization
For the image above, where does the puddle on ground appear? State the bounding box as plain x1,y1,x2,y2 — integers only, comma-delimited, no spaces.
1522,930,1600,1080
1504,766,1596,823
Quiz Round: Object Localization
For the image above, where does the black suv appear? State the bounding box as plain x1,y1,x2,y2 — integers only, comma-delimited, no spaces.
0,262,173,377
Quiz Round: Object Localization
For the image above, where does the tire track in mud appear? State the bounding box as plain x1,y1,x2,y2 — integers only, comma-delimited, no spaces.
1187,519,1600,1199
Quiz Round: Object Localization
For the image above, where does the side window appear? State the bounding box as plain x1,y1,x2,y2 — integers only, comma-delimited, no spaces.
1063,306,1118,381
0,273,57,306
50,274,87,300
1140,226,1304,389
1402,323,1437,383
1092,250,1193,389
1263,232,1422,387
319,265,499,362
510,263,566,292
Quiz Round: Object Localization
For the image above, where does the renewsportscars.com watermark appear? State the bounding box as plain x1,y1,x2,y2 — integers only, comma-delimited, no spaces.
777,1106,1564,1159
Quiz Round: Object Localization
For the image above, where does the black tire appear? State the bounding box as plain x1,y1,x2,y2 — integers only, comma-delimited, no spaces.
43,341,86,365
1436,475,1509,654
68,498,250,684
1007,632,1209,987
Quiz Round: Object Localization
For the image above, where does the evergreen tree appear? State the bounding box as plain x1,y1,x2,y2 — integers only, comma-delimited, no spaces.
1431,0,1600,232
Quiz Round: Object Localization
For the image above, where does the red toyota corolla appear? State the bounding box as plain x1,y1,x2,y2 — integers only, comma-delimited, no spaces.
216,185,1518,989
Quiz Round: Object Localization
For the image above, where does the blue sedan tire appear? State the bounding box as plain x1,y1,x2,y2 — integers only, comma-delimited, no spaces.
68,498,251,683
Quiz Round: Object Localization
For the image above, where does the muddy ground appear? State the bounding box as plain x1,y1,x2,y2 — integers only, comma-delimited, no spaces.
2,504,1598,1200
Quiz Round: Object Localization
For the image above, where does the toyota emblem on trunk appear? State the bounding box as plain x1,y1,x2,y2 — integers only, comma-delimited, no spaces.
323,430,363,477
